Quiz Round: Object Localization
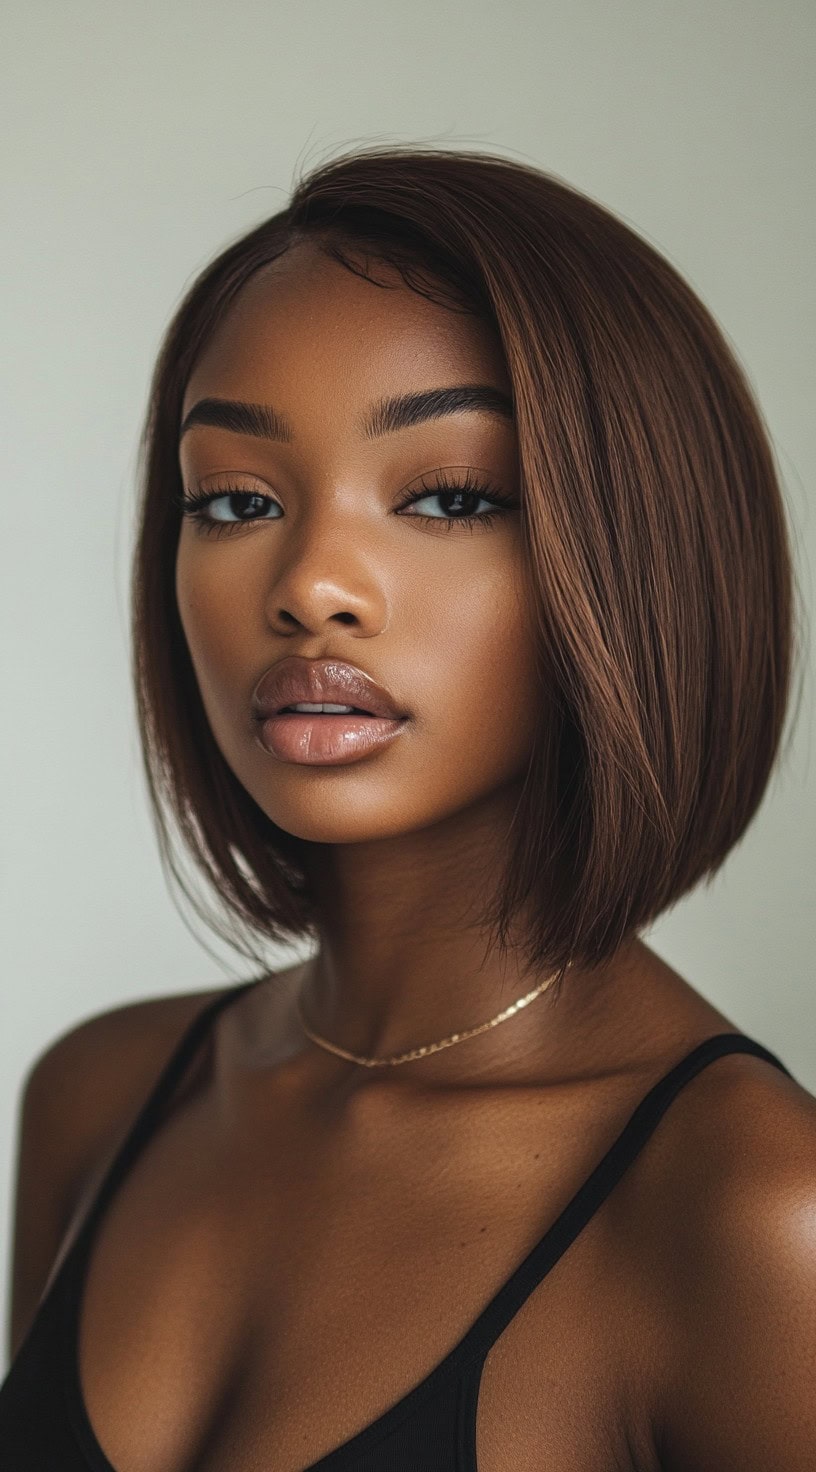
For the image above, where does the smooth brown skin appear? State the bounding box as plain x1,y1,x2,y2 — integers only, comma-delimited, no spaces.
10,243,816,1470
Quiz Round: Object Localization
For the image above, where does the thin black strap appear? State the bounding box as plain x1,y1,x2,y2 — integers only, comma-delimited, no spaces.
67,977,261,1254
458,1031,794,1360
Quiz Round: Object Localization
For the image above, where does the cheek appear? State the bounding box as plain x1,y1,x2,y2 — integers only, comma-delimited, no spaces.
418,561,540,774
175,544,252,713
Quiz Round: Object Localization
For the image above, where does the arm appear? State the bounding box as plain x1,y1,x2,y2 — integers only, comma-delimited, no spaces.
656,1127,816,1469
6,986,223,1363
7,1038,89,1363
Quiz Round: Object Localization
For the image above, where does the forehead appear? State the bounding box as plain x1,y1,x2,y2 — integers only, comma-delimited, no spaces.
182,241,510,421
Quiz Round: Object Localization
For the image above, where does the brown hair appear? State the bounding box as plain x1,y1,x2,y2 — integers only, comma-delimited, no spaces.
131,142,806,990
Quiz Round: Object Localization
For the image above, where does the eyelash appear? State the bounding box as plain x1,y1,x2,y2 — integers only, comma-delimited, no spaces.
173,470,518,538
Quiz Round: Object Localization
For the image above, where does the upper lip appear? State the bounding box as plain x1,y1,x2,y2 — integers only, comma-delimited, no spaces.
252,657,409,721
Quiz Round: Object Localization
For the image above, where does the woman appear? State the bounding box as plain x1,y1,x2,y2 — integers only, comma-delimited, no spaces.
2,144,814,1470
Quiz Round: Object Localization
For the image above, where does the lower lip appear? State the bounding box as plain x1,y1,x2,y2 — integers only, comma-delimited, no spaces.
255,712,409,765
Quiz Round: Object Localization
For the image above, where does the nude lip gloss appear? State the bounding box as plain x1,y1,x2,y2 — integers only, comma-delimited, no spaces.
255,711,409,765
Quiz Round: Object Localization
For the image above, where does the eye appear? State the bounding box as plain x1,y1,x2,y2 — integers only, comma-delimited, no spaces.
174,470,519,538
174,486,282,536
394,470,518,532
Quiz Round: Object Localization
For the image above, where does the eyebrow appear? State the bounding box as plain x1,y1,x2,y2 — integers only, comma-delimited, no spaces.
179,383,514,444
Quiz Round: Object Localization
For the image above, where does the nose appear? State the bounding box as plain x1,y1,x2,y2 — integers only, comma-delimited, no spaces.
263,523,390,637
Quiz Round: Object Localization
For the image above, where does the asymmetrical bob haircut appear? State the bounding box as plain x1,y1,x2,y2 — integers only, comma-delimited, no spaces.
132,142,805,990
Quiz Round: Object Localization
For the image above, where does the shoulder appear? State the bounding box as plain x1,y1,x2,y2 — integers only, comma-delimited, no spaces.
646,1045,816,1469
24,981,228,1081
8,982,229,1360
21,982,230,1191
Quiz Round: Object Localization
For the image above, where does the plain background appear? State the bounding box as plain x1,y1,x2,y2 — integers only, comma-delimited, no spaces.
1,0,814,1356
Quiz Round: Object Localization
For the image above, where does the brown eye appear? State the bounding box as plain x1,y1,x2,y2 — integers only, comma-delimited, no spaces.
175,487,281,535
394,471,518,532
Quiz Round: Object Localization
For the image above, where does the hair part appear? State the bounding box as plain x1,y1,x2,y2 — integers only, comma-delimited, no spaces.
131,142,807,990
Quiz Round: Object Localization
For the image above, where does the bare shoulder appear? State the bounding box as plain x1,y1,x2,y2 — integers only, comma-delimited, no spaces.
21,981,231,1186
639,1044,816,1469
648,1036,816,1231
8,980,232,1361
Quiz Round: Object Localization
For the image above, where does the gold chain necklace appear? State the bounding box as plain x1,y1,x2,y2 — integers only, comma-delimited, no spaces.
294,965,567,1068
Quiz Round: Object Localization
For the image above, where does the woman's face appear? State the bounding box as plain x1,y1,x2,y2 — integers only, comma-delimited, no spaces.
176,241,540,846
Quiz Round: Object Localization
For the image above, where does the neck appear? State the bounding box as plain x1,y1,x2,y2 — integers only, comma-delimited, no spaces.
292,794,635,1087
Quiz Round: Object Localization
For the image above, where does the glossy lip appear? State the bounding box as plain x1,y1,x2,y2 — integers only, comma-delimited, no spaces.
255,711,408,765
251,656,410,722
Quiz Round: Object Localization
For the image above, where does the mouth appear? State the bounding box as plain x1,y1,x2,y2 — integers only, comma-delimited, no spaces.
251,656,410,763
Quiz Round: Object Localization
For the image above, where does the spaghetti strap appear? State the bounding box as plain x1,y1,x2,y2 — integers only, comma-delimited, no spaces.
463,1030,794,1358
66,977,262,1259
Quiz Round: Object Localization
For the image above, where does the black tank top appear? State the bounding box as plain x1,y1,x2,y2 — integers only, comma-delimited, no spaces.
0,978,795,1470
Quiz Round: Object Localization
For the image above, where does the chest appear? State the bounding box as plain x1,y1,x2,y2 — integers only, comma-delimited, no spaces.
68,1082,665,1472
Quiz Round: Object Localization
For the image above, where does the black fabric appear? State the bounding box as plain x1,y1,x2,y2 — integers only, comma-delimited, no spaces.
0,978,794,1470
